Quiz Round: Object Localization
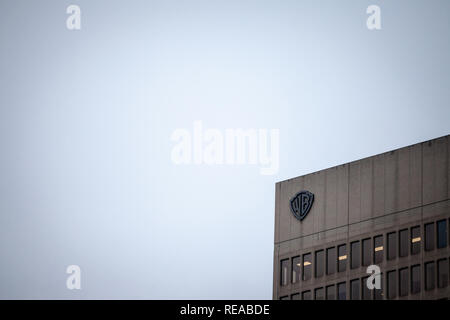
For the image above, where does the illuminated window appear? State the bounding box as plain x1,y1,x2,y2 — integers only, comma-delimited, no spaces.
302,253,312,281
351,241,360,269
338,244,347,272
374,235,383,263
411,226,421,255
315,250,324,278
291,256,300,284
326,247,336,275
387,232,397,260
280,259,289,286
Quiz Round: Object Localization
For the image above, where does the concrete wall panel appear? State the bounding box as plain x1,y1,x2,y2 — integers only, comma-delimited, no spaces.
349,161,361,224
423,137,448,205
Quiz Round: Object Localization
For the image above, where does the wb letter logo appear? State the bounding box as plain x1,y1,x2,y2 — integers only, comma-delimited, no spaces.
366,265,381,290
290,191,314,221
66,265,81,290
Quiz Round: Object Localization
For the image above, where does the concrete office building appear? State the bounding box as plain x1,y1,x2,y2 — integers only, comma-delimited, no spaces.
273,135,450,300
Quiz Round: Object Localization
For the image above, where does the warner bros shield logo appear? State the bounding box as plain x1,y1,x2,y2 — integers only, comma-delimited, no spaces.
290,191,314,221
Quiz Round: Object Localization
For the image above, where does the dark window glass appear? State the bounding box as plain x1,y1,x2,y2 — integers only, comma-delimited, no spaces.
411,265,421,294
326,247,336,275
314,287,324,300
437,220,447,249
425,261,435,291
279,296,289,300
291,293,300,300
337,282,346,300
387,232,397,260
338,244,347,272
291,256,300,284
437,259,449,288
362,238,371,266
387,270,397,300
362,276,372,300
280,259,289,286
351,241,360,269
315,250,324,278
399,229,408,257
302,253,312,281
374,273,383,300
350,279,360,300
374,235,384,263
399,268,408,297
411,226,421,255
326,285,335,300
302,290,311,300
425,223,435,251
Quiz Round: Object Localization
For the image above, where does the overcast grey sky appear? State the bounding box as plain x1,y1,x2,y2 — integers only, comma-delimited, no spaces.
0,0,449,299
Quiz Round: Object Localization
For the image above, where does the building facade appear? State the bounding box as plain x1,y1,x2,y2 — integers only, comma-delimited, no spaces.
273,135,450,300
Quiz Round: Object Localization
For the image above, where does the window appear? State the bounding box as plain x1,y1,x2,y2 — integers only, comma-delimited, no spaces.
351,241,360,269
437,220,447,249
399,229,408,258
315,250,324,278
425,261,435,291
425,223,435,251
411,226,421,255
374,273,383,300
437,259,449,288
279,296,289,300
362,276,372,300
362,238,371,266
291,293,300,300
387,270,397,299
387,232,397,260
338,244,347,272
302,253,312,281
411,265,421,294
302,290,311,300
326,247,336,275
350,279,360,300
291,256,300,284
280,259,289,286
399,268,408,297
314,287,324,300
374,235,383,263
326,285,335,300
337,282,346,300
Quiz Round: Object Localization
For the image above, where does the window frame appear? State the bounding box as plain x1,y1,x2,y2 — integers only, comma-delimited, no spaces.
350,241,360,269
425,222,435,251
387,231,397,260
280,258,289,286
399,229,409,258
